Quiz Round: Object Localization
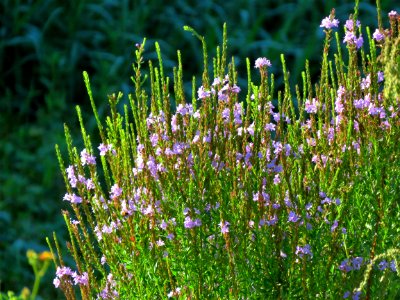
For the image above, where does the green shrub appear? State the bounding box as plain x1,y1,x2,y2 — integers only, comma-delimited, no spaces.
50,2,399,299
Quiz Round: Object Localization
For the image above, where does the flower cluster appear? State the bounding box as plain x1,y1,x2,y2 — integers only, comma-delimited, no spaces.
53,267,88,288
343,19,363,49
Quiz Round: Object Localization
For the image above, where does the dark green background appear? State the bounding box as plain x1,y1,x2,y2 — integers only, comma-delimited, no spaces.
1,0,398,298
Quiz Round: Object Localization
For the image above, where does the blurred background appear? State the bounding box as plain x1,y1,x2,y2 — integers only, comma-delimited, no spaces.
1,0,398,298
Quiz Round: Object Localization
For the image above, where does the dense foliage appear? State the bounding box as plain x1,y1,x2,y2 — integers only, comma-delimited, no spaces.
51,2,399,299
1,0,399,299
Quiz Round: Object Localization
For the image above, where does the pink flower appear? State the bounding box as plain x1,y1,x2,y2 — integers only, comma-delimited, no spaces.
53,278,60,288
254,57,272,69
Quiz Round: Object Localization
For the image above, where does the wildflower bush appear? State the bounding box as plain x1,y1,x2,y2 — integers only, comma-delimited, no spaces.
49,2,400,299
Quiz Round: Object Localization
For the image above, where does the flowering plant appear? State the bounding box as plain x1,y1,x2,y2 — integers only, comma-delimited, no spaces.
48,3,400,299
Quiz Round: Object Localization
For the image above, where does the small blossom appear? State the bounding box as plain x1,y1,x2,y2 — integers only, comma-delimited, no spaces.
56,266,73,277
98,143,115,156
352,257,363,270
377,71,384,83
246,123,255,136
197,86,211,99
288,211,300,223
388,10,398,18
331,220,338,232
63,193,83,204
53,278,61,288
378,260,388,271
184,216,196,229
80,149,96,166
320,16,339,29
254,57,272,69
219,221,230,234
305,98,319,114
360,74,371,90
373,29,385,41
295,244,312,258
156,239,165,247
344,19,361,31
343,31,363,49
353,291,362,300
339,259,353,272
73,272,89,286
110,184,123,198
273,174,281,185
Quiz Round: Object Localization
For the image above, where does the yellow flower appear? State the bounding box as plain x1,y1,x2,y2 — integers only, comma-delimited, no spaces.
39,251,53,261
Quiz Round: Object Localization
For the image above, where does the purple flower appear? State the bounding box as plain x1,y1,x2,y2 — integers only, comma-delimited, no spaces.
254,57,272,69
264,123,276,131
361,74,371,90
343,31,363,49
197,86,211,99
98,143,115,156
66,165,77,188
320,16,339,29
73,272,89,286
339,259,353,272
194,218,202,227
373,29,385,41
305,98,319,114
156,239,165,247
335,97,344,113
331,220,339,232
212,77,221,86
377,71,384,83
273,174,281,185
267,215,278,226
388,10,398,18
288,211,299,223
378,260,388,271
110,184,122,198
345,19,361,31
353,98,364,109
295,244,312,258
219,221,230,234
221,108,230,122
176,104,188,116
184,216,196,229
355,36,364,49
160,220,168,230
56,266,73,277
246,123,255,136
343,291,351,298
353,291,362,300
146,156,158,178
80,149,96,166
231,84,241,94
63,193,83,204
352,257,363,270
